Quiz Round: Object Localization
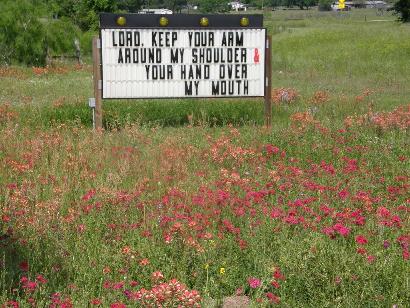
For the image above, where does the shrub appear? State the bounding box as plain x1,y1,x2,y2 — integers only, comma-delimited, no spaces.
79,31,95,56
392,0,410,22
318,0,333,11
45,18,80,57
0,0,47,66
0,1,85,66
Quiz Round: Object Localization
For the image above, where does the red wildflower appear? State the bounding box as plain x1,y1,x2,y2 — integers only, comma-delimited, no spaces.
266,292,280,304
383,240,390,249
355,235,368,245
90,298,102,305
82,189,96,201
112,282,124,290
151,271,164,282
357,248,367,255
19,261,29,272
4,301,19,308
367,255,376,263
129,280,139,287
334,276,342,285
110,303,126,308
1,214,11,222
248,277,261,288
338,189,349,200
333,223,350,237
265,144,280,155
36,274,47,284
273,268,285,281
139,258,150,266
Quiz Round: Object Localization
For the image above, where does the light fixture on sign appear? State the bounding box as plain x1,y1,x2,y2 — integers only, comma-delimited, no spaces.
159,17,169,27
240,17,249,27
199,17,209,27
116,16,126,26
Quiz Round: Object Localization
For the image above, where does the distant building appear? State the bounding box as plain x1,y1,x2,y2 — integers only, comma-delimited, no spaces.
229,1,247,11
139,9,173,14
331,1,387,10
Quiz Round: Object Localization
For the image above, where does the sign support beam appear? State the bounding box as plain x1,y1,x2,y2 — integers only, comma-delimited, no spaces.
92,37,103,130
264,36,272,128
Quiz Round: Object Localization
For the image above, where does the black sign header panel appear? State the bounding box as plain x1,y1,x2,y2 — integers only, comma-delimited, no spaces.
100,13,263,29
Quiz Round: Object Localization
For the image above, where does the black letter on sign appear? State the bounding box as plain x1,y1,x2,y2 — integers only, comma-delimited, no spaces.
118,48,123,63
244,80,249,95
212,81,219,95
194,81,199,95
126,31,132,46
236,32,243,46
119,31,125,46
125,48,131,63
112,31,117,46
185,81,193,95
145,65,150,79
170,49,179,63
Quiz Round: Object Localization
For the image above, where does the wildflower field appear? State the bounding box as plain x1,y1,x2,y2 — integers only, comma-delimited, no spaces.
1,9,409,307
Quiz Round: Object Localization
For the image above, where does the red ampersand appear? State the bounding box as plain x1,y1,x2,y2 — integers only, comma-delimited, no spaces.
254,48,260,63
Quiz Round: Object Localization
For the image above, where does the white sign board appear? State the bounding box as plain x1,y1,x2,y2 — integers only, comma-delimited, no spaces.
100,29,266,98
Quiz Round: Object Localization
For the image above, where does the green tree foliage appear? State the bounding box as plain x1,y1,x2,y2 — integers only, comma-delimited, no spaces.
198,0,230,12
46,18,80,56
392,0,410,22
0,0,84,66
117,0,145,12
318,0,333,10
163,0,188,12
269,0,319,9
295,0,317,9
50,0,144,31
0,0,47,66
271,0,283,9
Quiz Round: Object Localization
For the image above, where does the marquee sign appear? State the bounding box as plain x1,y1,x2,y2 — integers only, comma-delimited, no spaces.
99,13,266,99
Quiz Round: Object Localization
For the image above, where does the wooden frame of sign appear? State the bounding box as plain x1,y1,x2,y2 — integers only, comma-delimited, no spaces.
92,13,272,129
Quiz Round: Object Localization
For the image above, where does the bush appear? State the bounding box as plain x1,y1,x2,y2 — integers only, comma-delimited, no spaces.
79,31,95,56
0,0,86,66
0,0,47,66
46,18,80,57
199,0,230,13
318,0,333,11
392,0,410,22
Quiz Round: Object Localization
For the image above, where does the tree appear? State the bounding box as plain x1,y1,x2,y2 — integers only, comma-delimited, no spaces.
271,0,283,9
163,0,188,12
117,0,145,12
318,0,332,10
283,0,296,8
0,0,47,66
392,0,410,22
198,0,230,12
295,0,317,9
48,0,124,31
74,0,119,31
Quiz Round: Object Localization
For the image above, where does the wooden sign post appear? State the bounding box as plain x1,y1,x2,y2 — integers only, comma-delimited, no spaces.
264,35,272,128
92,37,103,129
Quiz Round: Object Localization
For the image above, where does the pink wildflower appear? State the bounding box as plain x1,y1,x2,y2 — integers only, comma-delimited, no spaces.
248,277,261,289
